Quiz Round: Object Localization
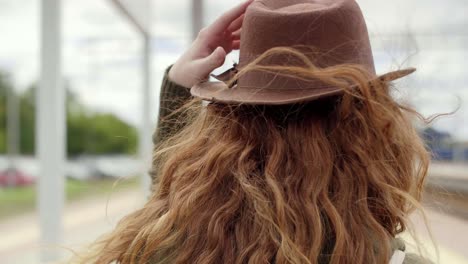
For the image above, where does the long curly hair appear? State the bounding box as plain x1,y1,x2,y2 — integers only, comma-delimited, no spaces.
77,47,430,263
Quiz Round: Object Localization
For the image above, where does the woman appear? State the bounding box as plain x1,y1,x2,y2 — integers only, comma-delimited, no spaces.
80,0,432,263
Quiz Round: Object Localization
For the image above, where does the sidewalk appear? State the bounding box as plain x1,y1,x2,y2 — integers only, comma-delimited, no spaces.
0,189,144,264
1,187,467,264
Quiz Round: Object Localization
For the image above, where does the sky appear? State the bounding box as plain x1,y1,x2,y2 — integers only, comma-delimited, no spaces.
0,0,467,140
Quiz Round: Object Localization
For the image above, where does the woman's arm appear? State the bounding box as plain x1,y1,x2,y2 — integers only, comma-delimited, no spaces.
150,0,254,186
152,66,194,146
149,67,194,186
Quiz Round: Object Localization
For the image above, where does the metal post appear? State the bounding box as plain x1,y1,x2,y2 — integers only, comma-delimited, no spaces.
108,0,153,197
192,0,204,41
38,0,65,262
140,34,152,197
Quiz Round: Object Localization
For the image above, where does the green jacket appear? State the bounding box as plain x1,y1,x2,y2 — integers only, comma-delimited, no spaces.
149,66,198,185
150,66,431,264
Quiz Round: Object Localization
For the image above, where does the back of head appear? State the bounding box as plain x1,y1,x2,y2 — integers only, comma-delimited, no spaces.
82,49,429,264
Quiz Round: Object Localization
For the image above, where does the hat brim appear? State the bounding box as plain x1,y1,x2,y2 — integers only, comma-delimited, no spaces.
191,68,416,105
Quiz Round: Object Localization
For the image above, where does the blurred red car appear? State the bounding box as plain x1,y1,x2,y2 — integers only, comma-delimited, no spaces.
0,169,35,187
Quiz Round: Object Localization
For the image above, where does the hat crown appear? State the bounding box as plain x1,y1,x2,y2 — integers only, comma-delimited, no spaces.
191,0,415,105
239,0,375,74
256,0,344,12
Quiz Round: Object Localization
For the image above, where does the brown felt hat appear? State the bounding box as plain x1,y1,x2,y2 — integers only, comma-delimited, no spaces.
191,0,416,105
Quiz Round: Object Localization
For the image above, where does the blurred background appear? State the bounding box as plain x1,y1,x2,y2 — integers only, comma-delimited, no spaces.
0,0,467,263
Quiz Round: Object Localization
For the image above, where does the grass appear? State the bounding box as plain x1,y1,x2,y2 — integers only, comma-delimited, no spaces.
0,176,139,220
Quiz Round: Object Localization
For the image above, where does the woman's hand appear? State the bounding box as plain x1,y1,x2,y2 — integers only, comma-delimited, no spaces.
168,0,253,88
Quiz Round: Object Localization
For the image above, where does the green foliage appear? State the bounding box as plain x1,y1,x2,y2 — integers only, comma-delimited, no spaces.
0,70,138,156
19,86,35,154
68,112,138,156
0,71,12,153
0,130,5,152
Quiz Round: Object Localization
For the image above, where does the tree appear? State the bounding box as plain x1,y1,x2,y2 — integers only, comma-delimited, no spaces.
19,84,35,154
0,70,138,156
0,71,14,153
68,113,137,155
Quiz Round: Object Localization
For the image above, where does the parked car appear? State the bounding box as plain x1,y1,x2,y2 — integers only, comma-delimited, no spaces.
0,168,35,187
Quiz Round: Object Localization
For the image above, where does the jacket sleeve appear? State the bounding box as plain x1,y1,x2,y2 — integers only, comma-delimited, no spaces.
149,65,199,185
403,253,433,264
390,238,433,264
153,66,194,143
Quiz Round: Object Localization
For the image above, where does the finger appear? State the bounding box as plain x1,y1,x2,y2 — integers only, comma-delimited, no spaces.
231,40,241,50
231,35,241,43
208,0,253,34
231,29,242,39
196,46,227,78
227,14,245,32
